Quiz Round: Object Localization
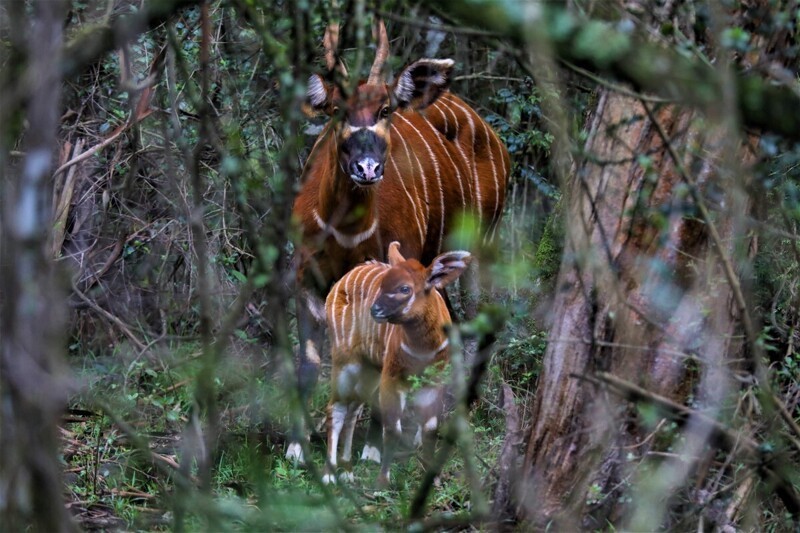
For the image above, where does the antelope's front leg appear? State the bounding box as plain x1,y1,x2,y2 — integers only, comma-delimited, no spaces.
377,381,406,487
323,402,347,484
338,402,363,483
287,291,325,463
414,386,444,471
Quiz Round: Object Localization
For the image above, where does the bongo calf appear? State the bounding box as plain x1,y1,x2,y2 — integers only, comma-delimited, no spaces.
323,241,471,486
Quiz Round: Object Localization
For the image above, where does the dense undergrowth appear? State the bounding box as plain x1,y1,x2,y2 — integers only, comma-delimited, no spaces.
39,1,800,530
63,298,544,529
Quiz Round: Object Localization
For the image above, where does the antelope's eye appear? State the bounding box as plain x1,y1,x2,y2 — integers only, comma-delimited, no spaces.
399,285,411,295
379,106,390,119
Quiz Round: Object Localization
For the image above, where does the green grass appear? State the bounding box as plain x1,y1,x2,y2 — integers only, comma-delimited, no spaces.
62,314,544,530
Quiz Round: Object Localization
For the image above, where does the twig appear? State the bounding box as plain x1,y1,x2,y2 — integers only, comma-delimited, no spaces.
71,282,147,353
641,101,767,384
377,10,501,37
453,73,525,83
110,489,156,499
563,61,672,103
774,393,800,455
51,108,154,180
573,372,800,516
410,309,503,519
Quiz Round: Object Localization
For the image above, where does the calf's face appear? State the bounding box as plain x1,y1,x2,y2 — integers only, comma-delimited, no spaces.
370,242,471,324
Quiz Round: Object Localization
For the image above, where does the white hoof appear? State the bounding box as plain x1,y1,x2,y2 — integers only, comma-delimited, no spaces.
285,442,305,464
338,471,355,483
360,444,381,464
322,473,337,485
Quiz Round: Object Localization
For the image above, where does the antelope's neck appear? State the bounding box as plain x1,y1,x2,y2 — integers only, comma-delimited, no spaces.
314,134,379,249
399,292,450,362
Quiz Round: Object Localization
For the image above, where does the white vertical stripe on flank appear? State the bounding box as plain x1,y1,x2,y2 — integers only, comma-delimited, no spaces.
366,266,384,357
435,97,470,204
483,118,499,239
363,266,379,349
441,95,476,207
493,131,510,243
405,100,470,246
433,98,468,211
359,266,369,347
385,327,396,362
357,266,370,344
432,99,450,136
343,268,356,348
393,114,447,250
394,112,466,251
386,144,425,246
443,95,483,228
394,123,430,234
329,283,341,349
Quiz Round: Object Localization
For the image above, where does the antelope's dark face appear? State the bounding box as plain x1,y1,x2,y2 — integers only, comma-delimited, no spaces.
370,242,471,324
305,19,455,188
309,80,392,186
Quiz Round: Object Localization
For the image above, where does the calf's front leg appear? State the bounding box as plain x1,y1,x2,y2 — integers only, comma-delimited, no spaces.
377,381,406,487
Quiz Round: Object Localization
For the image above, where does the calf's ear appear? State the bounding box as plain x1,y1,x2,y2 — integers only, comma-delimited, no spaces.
392,59,454,110
425,250,471,290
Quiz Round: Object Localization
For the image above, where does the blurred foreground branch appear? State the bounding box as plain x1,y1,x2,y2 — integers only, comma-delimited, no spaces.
0,0,75,530
575,372,800,517
62,0,200,79
436,1,800,141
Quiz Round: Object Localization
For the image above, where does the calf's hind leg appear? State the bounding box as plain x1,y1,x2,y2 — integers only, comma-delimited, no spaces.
338,402,363,482
322,401,347,485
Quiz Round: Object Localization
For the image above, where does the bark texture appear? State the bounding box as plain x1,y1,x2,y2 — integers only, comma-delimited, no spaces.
518,90,752,528
0,0,75,530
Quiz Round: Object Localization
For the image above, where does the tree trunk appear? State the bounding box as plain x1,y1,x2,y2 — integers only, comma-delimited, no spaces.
0,0,75,530
518,90,754,528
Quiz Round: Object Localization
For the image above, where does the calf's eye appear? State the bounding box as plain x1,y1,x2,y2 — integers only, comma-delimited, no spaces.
399,285,411,295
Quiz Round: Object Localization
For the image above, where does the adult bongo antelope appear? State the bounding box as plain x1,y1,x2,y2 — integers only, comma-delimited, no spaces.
287,18,510,462
324,242,470,486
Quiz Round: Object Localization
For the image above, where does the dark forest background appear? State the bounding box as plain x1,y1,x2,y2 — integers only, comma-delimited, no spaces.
1,0,799,530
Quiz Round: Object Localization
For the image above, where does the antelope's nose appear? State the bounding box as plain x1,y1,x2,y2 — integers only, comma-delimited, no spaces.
350,158,383,183
370,303,385,320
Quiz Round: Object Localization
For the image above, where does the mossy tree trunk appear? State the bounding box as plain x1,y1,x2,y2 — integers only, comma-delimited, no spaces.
517,90,755,528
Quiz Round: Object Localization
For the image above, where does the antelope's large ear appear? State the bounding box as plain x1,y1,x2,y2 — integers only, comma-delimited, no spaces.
303,74,332,116
387,241,405,267
425,250,471,290
392,58,454,110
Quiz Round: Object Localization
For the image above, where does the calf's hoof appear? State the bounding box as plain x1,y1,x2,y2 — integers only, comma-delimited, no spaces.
285,442,305,464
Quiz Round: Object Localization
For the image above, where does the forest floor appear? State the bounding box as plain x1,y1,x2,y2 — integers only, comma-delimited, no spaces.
60,336,524,530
